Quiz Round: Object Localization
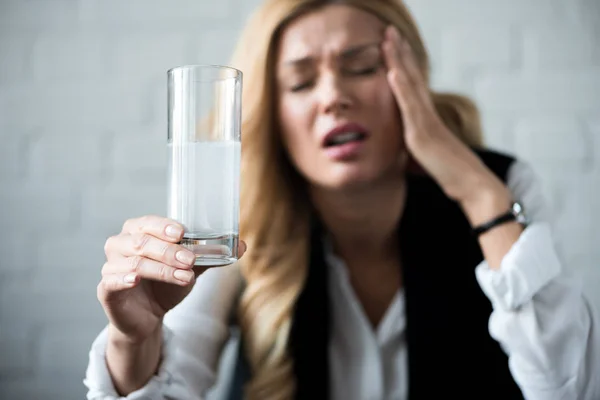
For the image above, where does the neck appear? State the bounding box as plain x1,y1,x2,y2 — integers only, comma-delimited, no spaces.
310,177,406,265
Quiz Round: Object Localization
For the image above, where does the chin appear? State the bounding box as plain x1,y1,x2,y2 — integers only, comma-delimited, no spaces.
315,164,383,191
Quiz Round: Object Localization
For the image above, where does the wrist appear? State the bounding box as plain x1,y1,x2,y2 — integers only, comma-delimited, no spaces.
459,182,513,227
108,323,163,348
106,324,163,395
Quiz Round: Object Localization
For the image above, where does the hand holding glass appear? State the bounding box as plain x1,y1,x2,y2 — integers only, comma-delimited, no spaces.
167,65,242,267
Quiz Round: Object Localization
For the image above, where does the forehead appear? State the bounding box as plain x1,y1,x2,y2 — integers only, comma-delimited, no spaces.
276,4,385,64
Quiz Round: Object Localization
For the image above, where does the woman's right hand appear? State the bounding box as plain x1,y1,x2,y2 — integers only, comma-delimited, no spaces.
97,215,245,344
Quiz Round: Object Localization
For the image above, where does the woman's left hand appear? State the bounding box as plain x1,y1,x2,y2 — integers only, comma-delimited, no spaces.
382,25,512,226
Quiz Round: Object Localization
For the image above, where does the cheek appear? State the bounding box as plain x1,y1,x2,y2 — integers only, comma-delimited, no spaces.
361,79,405,156
279,97,310,134
278,96,315,162
361,79,402,135
365,80,399,118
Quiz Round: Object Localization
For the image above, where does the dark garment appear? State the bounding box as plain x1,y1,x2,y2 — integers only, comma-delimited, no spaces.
228,149,525,400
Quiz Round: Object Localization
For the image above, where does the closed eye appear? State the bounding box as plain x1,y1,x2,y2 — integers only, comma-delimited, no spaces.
348,66,379,76
290,81,313,92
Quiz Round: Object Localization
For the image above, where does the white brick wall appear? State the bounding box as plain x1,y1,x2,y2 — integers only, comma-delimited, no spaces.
0,0,598,398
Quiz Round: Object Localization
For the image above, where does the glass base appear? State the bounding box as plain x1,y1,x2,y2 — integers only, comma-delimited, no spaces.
180,233,239,267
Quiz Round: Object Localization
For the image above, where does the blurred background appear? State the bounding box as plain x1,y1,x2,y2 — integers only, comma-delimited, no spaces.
0,0,598,398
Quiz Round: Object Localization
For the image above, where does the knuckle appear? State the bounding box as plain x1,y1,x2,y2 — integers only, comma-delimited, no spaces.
104,236,115,255
138,215,151,229
97,280,109,301
123,215,152,233
158,264,170,281
158,243,169,258
131,233,150,254
101,262,111,276
122,218,135,232
141,214,159,231
129,255,144,273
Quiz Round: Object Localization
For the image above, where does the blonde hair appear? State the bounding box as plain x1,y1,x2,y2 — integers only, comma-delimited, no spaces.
229,0,484,398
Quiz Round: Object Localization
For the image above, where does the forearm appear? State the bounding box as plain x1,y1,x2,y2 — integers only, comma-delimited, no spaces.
475,223,600,399
105,323,163,396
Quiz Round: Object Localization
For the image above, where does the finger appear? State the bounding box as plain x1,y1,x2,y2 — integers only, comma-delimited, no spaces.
97,273,140,302
387,26,425,88
105,232,196,268
121,215,185,243
382,30,413,104
239,240,247,258
102,257,195,286
382,27,428,113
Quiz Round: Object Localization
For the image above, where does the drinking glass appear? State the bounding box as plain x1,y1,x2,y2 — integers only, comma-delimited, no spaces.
167,65,242,266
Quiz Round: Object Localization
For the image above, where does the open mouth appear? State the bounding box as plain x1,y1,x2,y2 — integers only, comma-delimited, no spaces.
325,131,367,147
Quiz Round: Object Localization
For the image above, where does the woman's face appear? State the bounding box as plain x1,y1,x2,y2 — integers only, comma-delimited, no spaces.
275,4,404,191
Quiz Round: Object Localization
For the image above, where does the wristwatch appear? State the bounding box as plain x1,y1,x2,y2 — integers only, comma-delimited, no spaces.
472,201,528,237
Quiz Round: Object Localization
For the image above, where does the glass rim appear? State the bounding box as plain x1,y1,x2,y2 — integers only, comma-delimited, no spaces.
167,64,242,78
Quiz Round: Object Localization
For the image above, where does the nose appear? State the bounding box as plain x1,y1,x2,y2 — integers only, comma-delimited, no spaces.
317,73,352,115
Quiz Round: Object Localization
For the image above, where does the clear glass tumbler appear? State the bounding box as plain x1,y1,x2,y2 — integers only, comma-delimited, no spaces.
167,65,242,266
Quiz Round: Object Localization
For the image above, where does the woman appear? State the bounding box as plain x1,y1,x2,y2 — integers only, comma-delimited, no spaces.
84,0,600,399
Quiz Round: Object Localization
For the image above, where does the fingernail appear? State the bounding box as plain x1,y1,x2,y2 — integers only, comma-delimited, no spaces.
124,273,137,284
174,269,194,283
166,225,183,239
176,250,196,265
239,240,247,254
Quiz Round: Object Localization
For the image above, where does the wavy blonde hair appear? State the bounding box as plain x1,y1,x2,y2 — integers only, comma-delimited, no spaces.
228,0,485,398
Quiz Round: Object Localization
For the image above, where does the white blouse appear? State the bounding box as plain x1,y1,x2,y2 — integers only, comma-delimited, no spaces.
84,160,600,400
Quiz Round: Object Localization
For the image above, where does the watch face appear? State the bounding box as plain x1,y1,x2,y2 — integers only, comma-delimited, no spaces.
512,202,528,224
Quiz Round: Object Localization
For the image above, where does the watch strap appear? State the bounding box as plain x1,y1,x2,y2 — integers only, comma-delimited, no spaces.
472,210,517,237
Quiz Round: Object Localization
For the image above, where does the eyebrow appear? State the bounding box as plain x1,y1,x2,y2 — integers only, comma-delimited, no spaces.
283,41,381,67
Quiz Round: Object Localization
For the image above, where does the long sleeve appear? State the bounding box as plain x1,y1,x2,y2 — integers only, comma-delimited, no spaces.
475,160,600,399
83,263,243,400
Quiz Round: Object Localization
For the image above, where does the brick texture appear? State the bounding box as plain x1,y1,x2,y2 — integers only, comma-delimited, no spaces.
0,0,598,398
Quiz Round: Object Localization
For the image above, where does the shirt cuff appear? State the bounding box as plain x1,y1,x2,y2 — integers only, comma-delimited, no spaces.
475,222,562,311
84,324,176,400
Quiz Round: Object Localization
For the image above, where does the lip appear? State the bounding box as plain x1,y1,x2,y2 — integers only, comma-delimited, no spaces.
320,122,370,161
321,122,370,148
324,140,366,161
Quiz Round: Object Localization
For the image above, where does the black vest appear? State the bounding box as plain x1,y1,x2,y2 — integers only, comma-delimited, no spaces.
228,149,524,399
